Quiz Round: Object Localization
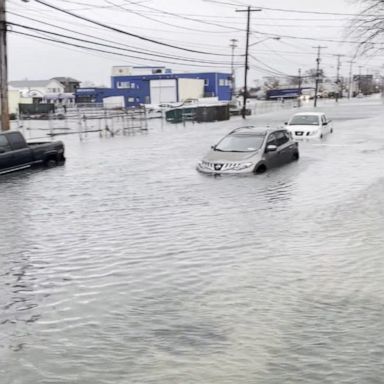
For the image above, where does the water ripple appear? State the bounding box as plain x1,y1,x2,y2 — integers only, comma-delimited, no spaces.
1,100,384,383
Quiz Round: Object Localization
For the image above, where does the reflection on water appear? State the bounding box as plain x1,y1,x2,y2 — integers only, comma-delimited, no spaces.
0,100,384,383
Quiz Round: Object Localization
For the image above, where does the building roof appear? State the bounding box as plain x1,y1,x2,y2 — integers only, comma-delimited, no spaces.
9,80,53,88
52,77,80,83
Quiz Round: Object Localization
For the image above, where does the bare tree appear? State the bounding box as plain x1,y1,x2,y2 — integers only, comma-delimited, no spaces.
350,1,384,54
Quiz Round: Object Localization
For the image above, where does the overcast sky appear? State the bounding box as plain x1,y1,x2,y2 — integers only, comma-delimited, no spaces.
6,0,380,86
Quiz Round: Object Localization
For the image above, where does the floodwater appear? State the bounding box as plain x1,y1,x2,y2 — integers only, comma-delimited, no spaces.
1,97,383,384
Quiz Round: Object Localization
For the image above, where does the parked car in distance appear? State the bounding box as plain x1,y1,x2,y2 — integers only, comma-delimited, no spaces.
285,112,333,139
196,126,299,175
0,131,65,175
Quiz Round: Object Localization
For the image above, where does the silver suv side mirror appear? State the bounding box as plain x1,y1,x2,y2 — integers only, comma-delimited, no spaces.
266,144,277,152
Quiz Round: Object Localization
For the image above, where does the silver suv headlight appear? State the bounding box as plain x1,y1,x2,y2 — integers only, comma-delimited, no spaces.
233,162,253,170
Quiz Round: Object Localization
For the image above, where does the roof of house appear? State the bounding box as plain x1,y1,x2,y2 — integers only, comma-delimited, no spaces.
9,78,80,88
52,77,80,83
9,80,54,88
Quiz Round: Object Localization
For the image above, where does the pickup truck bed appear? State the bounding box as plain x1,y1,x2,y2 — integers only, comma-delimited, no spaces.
0,131,65,175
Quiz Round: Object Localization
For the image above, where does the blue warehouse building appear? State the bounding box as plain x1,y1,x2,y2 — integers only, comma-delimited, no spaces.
75,67,232,107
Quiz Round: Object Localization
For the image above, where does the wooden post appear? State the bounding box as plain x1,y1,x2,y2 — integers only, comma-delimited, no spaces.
313,45,327,107
297,68,302,108
236,7,261,119
0,0,10,131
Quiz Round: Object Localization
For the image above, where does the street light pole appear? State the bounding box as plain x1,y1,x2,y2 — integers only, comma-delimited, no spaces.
236,6,261,119
0,0,9,131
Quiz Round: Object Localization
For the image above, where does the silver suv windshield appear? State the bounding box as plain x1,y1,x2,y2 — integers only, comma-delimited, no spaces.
215,133,265,152
289,115,320,125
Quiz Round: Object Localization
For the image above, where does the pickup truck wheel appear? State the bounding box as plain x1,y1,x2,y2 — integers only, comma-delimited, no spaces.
44,158,58,168
292,151,299,161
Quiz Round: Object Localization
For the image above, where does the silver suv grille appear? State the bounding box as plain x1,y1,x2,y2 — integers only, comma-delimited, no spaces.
201,161,242,171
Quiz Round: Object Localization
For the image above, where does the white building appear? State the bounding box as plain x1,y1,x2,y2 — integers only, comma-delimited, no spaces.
8,79,75,105
8,90,32,114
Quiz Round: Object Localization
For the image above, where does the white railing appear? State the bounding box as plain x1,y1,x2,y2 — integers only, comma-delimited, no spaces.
250,99,297,115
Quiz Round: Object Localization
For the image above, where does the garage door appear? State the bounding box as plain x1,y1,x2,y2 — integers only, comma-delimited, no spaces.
150,79,177,104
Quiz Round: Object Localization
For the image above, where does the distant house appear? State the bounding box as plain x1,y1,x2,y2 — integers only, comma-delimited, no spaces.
9,79,64,98
52,77,81,93
9,78,75,105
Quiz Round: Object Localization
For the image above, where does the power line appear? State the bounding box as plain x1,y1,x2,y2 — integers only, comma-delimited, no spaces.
29,0,233,56
9,30,235,68
249,54,296,77
116,0,245,32
8,22,239,65
202,0,243,8
104,0,242,34
8,10,236,51
234,4,373,17
250,29,384,46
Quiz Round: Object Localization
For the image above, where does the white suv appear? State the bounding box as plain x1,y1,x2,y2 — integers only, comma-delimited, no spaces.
286,112,333,139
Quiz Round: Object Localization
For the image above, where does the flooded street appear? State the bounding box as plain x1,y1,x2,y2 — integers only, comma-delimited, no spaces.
1,97,383,383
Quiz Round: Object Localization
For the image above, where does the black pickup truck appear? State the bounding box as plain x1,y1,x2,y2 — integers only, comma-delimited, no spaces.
0,131,65,175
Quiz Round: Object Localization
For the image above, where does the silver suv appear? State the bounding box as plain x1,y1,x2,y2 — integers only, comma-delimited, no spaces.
196,126,299,174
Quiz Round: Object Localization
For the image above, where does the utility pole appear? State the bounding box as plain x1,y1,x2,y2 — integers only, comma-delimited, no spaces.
297,68,302,108
229,38,238,100
347,60,355,99
381,65,384,99
236,6,261,119
0,0,9,131
313,45,327,107
334,54,344,103
358,65,363,95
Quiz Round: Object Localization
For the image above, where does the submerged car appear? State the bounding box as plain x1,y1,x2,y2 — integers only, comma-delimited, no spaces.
285,112,333,139
196,126,299,174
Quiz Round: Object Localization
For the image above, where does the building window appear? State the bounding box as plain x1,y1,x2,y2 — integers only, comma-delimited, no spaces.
117,82,131,89
219,79,230,86
0,135,11,152
128,97,135,103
